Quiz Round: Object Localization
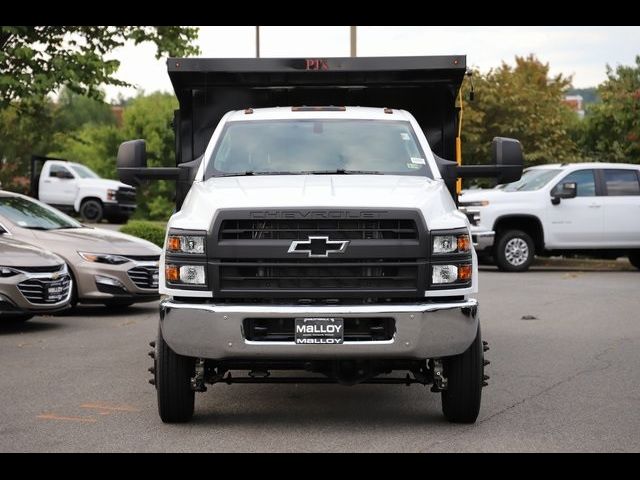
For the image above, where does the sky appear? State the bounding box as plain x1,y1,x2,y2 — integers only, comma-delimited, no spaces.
104,26,640,102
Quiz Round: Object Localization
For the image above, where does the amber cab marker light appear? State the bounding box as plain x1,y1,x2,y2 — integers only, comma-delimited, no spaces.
165,265,179,282
167,236,181,252
458,264,472,282
457,234,471,253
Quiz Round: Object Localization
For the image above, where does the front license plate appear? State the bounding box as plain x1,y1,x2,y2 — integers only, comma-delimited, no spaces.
295,317,344,345
45,282,65,301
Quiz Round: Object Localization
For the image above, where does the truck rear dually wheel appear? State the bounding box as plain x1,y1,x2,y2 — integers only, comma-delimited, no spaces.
495,229,534,272
156,328,195,423
441,324,483,423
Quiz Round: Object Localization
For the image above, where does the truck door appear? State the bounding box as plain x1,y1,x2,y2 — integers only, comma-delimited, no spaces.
545,169,604,247
39,163,78,206
600,168,640,247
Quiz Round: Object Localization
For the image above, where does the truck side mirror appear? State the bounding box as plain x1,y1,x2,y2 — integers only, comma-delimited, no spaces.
550,182,577,205
57,170,74,179
117,140,147,186
491,137,524,184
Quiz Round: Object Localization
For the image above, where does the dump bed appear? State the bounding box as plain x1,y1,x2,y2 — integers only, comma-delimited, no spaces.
167,55,467,166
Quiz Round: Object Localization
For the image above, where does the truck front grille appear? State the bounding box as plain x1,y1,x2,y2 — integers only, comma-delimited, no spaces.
116,187,136,204
17,276,71,305
219,219,418,240
243,317,396,342
127,266,159,289
218,259,421,294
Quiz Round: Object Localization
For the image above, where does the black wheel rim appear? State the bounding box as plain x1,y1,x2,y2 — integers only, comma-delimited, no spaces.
83,203,99,221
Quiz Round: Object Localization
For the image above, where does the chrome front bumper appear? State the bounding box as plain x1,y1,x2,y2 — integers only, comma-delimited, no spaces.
160,298,479,360
471,230,495,252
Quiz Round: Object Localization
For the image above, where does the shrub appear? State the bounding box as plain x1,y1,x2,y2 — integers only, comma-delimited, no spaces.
120,220,167,248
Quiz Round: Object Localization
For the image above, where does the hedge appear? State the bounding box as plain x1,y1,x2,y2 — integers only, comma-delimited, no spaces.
120,220,167,248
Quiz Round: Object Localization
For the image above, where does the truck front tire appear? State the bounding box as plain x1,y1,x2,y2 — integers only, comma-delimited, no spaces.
495,230,534,272
156,328,195,423
441,325,483,423
629,252,640,270
79,199,104,223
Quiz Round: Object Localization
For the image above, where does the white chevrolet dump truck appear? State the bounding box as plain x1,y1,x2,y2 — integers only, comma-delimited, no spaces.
117,56,523,423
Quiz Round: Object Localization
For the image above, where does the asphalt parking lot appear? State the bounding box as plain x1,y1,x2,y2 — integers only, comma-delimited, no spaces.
1,268,639,452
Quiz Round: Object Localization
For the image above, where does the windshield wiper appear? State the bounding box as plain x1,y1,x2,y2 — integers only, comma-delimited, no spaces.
21,226,51,231
215,171,298,177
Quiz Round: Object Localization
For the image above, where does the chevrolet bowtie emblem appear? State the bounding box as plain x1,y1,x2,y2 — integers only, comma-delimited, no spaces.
288,236,350,258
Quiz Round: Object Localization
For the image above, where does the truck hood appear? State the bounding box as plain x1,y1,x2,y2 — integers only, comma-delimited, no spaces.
76,178,129,190
16,227,161,262
0,236,64,267
459,188,508,203
171,175,467,231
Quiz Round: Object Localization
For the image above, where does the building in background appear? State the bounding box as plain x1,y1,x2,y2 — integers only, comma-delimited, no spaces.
564,94,585,119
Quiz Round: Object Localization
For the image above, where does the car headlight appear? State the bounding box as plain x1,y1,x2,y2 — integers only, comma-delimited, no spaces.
432,264,472,284
167,232,205,255
78,252,130,265
107,189,117,201
0,266,20,278
165,264,206,285
432,232,471,254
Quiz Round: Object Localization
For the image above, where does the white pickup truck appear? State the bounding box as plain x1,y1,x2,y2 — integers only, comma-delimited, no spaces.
116,56,524,424
30,157,137,223
459,163,640,271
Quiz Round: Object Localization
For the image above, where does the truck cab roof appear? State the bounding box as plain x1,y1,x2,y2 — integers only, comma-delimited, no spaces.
225,106,414,122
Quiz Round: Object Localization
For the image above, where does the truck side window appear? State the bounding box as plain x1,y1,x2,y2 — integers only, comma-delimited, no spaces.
556,169,596,197
603,169,640,196
49,164,73,179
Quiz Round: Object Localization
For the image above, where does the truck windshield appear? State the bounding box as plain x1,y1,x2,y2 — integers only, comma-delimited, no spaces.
501,169,561,192
69,164,99,179
0,196,82,230
207,119,433,178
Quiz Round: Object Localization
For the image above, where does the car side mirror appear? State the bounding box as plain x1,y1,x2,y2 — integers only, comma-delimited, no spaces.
491,137,524,184
550,182,577,205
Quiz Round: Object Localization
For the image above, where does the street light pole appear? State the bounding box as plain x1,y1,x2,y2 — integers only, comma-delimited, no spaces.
256,26,260,58
350,26,357,57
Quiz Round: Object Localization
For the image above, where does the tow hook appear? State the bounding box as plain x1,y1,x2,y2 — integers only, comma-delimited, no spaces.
430,359,448,392
191,358,207,392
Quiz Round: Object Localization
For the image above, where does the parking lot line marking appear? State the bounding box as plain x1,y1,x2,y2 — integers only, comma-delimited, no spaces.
37,413,97,423
80,403,140,412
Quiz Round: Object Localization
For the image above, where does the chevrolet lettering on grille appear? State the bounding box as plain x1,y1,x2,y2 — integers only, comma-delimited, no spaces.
287,236,349,258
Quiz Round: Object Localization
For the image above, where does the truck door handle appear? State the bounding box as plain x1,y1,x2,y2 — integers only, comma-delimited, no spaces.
43,180,51,183
588,204,601,208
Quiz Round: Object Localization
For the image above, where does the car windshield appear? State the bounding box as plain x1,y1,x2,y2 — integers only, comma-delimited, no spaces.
206,119,433,178
0,196,82,230
69,164,99,179
501,168,562,192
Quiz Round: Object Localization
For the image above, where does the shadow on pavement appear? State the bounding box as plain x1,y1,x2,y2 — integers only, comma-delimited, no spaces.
0,319,64,335
189,383,448,429
54,302,158,318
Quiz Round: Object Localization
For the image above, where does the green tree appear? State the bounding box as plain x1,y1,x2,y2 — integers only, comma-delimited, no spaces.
581,56,640,163
51,92,178,220
0,26,199,107
461,55,580,173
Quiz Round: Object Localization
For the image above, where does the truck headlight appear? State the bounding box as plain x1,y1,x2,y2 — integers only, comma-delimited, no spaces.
167,233,205,255
78,252,130,265
432,233,471,254
165,264,206,285
107,189,117,201
432,264,472,284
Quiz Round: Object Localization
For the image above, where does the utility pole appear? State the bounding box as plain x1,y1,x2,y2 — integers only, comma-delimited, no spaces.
350,26,357,57
256,26,260,58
